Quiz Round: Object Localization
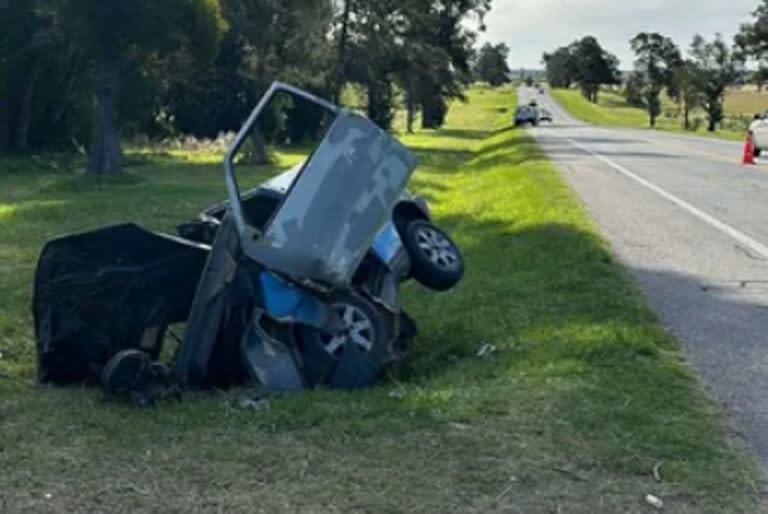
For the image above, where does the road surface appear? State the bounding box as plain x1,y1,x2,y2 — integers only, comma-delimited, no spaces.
520,87,768,474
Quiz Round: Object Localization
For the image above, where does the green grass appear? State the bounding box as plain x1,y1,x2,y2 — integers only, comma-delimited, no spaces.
725,86,768,116
0,87,762,513
551,88,746,141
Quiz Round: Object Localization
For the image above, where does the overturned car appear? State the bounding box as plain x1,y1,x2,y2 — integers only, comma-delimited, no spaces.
34,83,464,403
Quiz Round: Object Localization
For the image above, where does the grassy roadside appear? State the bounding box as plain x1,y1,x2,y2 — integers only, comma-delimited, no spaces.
0,87,762,513
551,88,745,141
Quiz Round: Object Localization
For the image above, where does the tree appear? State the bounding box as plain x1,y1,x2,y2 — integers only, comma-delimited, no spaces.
2,1,92,153
689,34,741,132
624,71,647,108
400,0,490,130
543,47,578,89
630,33,682,128
753,66,768,92
543,37,620,101
331,0,354,103
736,0,768,61
474,43,512,87
337,0,488,131
50,0,226,174
4,0,489,162
734,2,768,92
673,60,704,130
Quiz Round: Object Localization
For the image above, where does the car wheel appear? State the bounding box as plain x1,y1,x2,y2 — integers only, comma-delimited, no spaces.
295,292,392,388
403,220,464,292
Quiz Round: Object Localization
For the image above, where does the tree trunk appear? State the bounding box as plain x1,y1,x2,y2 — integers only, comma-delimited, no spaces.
683,104,690,131
421,102,436,129
332,0,353,103
405,76,416,134
0,93,8,154
367,80,394,130
87,58,123,175
16,59,43,152
649,111,656,128
421,84,446,130
708,118,716,132
244,128,270,165
0,52,9,153
406,100,416,134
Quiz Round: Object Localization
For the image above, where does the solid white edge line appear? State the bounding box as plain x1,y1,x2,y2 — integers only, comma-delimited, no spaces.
548,129,768,260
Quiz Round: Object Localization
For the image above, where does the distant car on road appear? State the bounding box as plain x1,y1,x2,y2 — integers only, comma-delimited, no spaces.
749,114,768,156
514,105,539,127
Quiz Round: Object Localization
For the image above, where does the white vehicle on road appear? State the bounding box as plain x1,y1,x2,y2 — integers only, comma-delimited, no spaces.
748,114,768,156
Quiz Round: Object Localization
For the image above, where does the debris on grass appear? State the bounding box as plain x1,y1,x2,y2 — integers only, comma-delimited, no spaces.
477,343,497,358
237,396,271,412
653,462,663,483
493,475,520,502
552,466,588,482
645,494,664,510
388,389,406,400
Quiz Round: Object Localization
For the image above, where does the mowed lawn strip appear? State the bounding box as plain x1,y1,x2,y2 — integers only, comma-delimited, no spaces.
0,86,761,513
551,88,746,141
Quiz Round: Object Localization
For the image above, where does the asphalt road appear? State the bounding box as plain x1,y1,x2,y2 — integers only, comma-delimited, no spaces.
520,87,768,474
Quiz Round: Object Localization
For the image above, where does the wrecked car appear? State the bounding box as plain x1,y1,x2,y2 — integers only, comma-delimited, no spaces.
34,82,464,403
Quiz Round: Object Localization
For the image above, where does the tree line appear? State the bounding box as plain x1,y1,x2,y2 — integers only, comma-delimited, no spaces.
543,0,768,133
1,0,492,174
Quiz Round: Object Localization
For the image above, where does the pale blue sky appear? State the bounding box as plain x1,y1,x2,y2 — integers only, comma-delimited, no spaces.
479,0,760,69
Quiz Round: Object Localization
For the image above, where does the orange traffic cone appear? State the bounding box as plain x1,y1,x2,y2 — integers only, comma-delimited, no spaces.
743,132,756,165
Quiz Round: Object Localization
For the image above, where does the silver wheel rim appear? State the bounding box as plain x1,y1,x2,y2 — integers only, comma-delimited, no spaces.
415,227,460,271
322,303,374,355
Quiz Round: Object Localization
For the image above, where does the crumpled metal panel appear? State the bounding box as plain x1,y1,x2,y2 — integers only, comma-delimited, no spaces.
33,224,210,384
243,113,417,287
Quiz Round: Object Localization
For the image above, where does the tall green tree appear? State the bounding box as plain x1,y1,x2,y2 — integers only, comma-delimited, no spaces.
474,43,512,87
2,1,91,153
624,71,647,108
543,37,619,101
630,33,682,128
673,60,704,130
413,0,489,130
736,1,768,96
736,0,768,60
689,34,741,132
166,0,334,146
335,0,487,130
753,66,768,92
543,47,579,89
571,36,621,103
50,0,226,174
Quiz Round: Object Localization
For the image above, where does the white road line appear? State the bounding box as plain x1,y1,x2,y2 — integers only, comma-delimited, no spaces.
548,129,768,260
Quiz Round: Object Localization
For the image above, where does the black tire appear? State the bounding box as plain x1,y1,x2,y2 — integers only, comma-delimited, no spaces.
101,349,150,396
755,147,762,158
403,220,464,292
295,292,393,389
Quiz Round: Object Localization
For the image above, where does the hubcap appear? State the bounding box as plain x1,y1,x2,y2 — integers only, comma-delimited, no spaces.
416,227,460,271
321,303,374,355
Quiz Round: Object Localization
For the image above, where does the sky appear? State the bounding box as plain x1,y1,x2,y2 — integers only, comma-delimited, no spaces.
479,0,760,69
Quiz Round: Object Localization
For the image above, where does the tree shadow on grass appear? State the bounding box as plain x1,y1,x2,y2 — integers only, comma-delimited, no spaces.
390,215,762,494
434,128,494,141
395,218,661,383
